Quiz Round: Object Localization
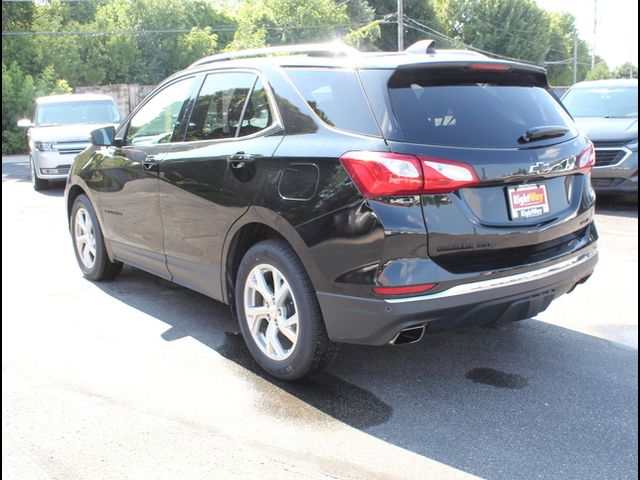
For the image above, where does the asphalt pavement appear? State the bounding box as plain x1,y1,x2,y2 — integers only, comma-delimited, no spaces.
2,156,638,480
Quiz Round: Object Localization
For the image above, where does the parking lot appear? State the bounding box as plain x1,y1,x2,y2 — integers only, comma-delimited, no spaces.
2,155,638,479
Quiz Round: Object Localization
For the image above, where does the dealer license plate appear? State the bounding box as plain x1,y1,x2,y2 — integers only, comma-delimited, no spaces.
508,184,550,220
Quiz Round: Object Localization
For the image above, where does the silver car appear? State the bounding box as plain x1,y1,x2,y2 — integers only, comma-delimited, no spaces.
561,79,638,198
18,94,121,191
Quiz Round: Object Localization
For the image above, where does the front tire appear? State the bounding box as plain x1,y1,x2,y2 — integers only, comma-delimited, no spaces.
70,194,123,281
31,157,49,191
235,240,337,380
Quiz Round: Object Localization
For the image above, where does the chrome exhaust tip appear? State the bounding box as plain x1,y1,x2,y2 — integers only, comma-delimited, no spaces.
389,325,426,345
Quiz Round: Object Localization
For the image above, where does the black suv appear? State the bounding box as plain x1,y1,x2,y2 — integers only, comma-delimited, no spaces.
66,42,598,380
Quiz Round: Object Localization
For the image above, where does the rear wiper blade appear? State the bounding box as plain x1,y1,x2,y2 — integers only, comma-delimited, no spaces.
519,125,569,144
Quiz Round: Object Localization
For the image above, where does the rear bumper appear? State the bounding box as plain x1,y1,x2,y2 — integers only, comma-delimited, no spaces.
317,245,598,345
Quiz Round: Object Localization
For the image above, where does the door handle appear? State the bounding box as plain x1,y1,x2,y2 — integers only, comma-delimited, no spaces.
143,155,159,171
227,152,256,168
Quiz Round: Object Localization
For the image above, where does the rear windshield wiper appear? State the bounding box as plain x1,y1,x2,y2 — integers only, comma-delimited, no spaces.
519,125,569,144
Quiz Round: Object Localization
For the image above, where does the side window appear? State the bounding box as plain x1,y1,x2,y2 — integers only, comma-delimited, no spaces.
185,73,256,142
238,79,273,137
125,77,194,146
285,68,380,137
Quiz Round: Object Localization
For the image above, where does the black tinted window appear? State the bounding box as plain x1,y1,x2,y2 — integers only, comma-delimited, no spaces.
361,68,575,148
238,79,273,137
388,84,574,148
186,73,255,142
285,68,380,137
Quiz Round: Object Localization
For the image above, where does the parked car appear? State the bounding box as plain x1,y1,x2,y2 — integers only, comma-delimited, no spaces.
561,79,638,198
18,94,121,191
65,42,598,380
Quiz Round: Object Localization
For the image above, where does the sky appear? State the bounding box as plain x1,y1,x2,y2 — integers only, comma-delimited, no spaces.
535,0,638,69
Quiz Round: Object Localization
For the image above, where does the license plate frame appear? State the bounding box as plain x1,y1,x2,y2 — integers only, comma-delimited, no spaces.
507,184,550,220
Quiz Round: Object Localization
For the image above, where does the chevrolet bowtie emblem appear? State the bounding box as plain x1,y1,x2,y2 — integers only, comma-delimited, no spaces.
529,162,550,174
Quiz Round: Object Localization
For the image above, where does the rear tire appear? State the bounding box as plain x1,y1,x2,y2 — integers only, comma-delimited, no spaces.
31,157,49,191
70,194,123,281
235,239,337,380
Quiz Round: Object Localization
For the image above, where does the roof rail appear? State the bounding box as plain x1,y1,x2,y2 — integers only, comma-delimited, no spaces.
189,42,360,68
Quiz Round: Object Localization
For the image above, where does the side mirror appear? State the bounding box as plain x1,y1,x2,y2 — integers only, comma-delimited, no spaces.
17,119,33,128
90,126,116,146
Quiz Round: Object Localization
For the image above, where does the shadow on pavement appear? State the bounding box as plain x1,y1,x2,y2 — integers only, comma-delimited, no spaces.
596,195,638,218
94,266,638,480
2,161,31,183
2,160,65,196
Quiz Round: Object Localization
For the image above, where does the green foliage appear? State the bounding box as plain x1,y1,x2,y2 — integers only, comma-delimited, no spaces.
371,0,441,52
2,62,36,130
226,0,350,50
2,130,29,155
435,0,551,63
2,62,70,154
586,62,614,81
2,0,633,117
613,63,638,79
344,20,382,49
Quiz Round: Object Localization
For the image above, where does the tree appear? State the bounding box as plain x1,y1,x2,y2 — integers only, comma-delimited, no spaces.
226,0,351,50
368,0,441,52
613,62,638,79
586,62,614,81
434,0,551,63
92,0,231,84
544,12,591,86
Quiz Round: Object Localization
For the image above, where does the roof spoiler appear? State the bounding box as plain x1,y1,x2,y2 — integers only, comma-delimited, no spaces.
405,40,437,55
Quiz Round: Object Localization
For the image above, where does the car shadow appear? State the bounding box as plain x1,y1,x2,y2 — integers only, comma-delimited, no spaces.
94,266,637,480
2,161,31,183
596,195,638,218
1,161,66,196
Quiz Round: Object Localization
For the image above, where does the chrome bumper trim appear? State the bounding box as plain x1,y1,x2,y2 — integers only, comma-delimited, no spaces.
384,250,597,304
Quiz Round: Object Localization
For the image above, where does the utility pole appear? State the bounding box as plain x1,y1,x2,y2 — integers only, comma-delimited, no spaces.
591,0,597,69
573,31,578,84
397,0,404,51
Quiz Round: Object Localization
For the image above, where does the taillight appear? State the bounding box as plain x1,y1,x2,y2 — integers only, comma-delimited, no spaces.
339,151,423,197
372,283,437,296
340,151,480,198
577,141,596,172
421,157,480,194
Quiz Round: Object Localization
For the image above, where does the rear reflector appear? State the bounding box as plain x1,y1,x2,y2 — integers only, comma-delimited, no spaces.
468,63,512,71
372,284,437,296
340,151,480,197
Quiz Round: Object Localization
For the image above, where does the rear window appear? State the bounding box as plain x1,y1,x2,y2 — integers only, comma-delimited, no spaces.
361,69,576,148
285,68,380,137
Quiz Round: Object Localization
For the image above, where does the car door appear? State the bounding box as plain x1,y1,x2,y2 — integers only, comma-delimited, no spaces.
158,71,284,300
97,76,196,279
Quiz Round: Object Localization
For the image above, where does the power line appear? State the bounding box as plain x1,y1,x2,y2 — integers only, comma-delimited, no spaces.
403,16,537,65
2,22,382,36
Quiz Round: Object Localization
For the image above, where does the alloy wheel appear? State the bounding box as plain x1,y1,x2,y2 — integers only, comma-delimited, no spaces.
74,207,97,269
244,264,299,361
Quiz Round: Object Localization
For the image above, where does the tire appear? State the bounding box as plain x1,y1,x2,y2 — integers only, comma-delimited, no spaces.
70,194,123,281
31,157,49,191
235,239,338,380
